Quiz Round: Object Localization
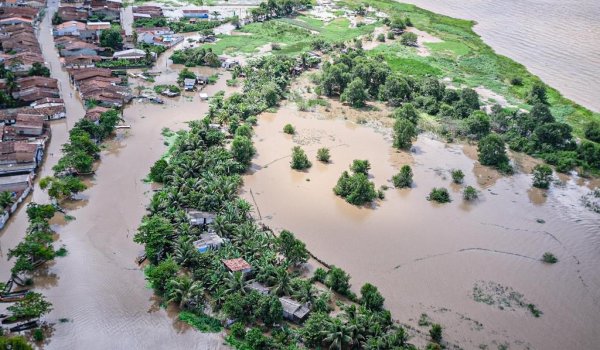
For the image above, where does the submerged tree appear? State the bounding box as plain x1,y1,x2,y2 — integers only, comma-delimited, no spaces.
393,118,417,150
392,165,413,188
39,176,87,202
291,146,312,170
532,164,553,189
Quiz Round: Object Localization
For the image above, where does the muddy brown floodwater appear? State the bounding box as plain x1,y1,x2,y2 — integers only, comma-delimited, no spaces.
241,104,600,350
0,3,234,348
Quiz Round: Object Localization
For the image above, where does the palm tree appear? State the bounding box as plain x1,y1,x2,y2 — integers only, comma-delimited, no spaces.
293,281,318,305
223,271,248,295
269,267,293,296
0,191,14,209
323,318,353,350
168,276,204,310
174,237,197,268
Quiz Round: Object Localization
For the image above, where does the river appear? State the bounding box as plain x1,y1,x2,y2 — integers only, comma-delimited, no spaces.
241,87,600,349
0,3,231,348
400,0,600,113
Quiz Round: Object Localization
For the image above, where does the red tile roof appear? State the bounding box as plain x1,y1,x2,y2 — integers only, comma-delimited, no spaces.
222,258,252,272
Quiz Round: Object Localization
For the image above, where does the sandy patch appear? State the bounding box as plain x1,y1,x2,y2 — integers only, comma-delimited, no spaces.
407,27,442,57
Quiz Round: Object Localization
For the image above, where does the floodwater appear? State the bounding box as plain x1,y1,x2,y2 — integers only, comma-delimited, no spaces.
0,3,233,348
242,103,600,349
400,0,600,113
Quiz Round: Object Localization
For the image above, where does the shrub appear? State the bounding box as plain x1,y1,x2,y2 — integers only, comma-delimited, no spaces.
360,283,385,311
386,31,395,40
291,146,312,170
401,32,418,46
230,322,246,339
451,169,464,184
350,159,371,175
542,252,558,264
478,134,510,170
325,266,351,295
33,328,44,341
312,268,327,283
149,159,168,183
510,77,523,86
377,33,386,42
532,164,553,189
283,124,295,134
334,170,377,205
392,165,413,188
427,188,451,203
393,118,417,149
340,78,368,108
429,323,443,343
463,186,478,200
317,147,330,162
179,311,222,332
584,121,600,143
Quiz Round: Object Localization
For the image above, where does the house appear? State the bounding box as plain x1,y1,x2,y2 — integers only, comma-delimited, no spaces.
53,20,86,36
112,48,148,61
192,232,225,253
221,58,239,70
31,105,66,120
0,141,42,176
183,78,196,91
0,173,32,194
182,9,209,19
0,17,33,26
132,5,163,18
186,210,215,226
196,75,209,85
12,114,44,136
279,297,310,323
84,106,110,123
59,40,101,57
222,258,252,274
85,21,112,37
56,6,89,23
62,54,102,69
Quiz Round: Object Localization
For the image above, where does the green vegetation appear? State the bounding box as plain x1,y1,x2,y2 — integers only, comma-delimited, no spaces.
179,310,222,332
532,164,553,189
478,134,511,173
0,191,14,210
429,323,443,343
463,186,478,201
6,292,52,321
96,58,151,68
39,176,87,202
451,169,464,184
283,123,295,134
99,25,123,50
542,252,558,264
401,32,418,46
134,16,221,33
334,160,377,205
427,187,451,203
316,147,331,162
0,335,33,350
28,62,50,77
154,84,181,94
291,146,312,170
231,136,256,166
171,47,220,67
392,165,413,188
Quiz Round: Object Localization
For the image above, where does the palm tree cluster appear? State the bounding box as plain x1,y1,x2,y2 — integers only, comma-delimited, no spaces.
250,0,312,22
137,55,416,349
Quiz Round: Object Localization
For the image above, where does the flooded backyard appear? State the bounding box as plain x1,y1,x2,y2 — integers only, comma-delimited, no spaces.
242,103,600,349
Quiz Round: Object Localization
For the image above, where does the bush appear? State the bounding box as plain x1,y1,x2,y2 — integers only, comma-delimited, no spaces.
401,32,418,46
451,169,464,184
427,188,451,203
360,283,385,311
149,159,168,183
325,266,351,295
429,323,443,343
478,134,510,170
584,121,600,143
510,77,523,86
393,118,417,150
312,267,327,283
542,252,558,264
334,169,377,205
532,164,553,189
340,78,368,108
317,148,330,162
386,31,395,40
291,146,312,170
283,124,295,135
179,310,222,332
350,159,371,175
463,186,478,200
392,165,413,188
230,322,246,339
376,33,386,42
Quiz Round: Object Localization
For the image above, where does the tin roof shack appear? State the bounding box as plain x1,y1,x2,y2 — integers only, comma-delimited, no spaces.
279,297,310,323
183,78,196,91
0,141,42,176
112,48,151,61
193,232,225,253
132,6,163,18
247,281,270,295
186,210,215,226
222,258,252,275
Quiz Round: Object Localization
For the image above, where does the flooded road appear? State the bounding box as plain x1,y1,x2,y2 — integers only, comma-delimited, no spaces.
242,104,600,349
1,4,232,348
401,0,600,112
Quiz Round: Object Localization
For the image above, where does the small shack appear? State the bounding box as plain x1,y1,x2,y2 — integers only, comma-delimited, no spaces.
186,210,215,226
183,78,196,91
247,281,270,295
222,258,252,275
279,297,310,323
193,232,225,253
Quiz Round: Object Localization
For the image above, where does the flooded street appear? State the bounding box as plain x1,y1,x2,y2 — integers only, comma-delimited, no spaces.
401,0,600,113
1,3,232,348
242,104,600,349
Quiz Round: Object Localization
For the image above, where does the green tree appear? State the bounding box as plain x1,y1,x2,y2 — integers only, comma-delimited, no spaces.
283,124,295,134
478,134,509,168
39,176,87,202
135,215,174,264
360,283,384,311
532,164,553,189
28,62,50,77
463,111,490,139
584,121,600,143
231,135,255,166
99,26,123,49
527,83,548,105
324,318,353,350
0,191,14,209
350,159,370,175
325,266,351,295
167,275,204,310
379,75,412,106
393,103,419,124
334,171,377,205
145,257,179,296
393,118,417,149
317,147,330,162
392,165,413,188
277,230,309,266
177,68,196,85
428,188,451,203
291,146,312,170
451,169,464,184
7,292,52,320
430,323,443,343
302,312,331,347
340,78,368,108
149,159,168,183
401,32,418,46
257,295,283,326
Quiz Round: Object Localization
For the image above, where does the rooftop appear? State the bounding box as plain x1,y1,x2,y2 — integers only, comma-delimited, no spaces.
222,258,251,272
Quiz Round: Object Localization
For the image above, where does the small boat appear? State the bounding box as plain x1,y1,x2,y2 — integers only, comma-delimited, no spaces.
0,291,29,303
9,320,38,333
115,125,131,129
136,253,147,265
149,97,164,104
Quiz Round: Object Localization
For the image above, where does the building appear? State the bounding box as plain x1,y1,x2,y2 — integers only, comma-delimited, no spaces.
0,173,32,193
192,232,225,253
222,258,252,274
112,48,148,61
279,297,310,323
84,106,110,123
182,9,208,19
53,20,86,36
186,210,215,225
0,141,42,176
247,281,270,295
183,78,196,91
12,114,44,136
